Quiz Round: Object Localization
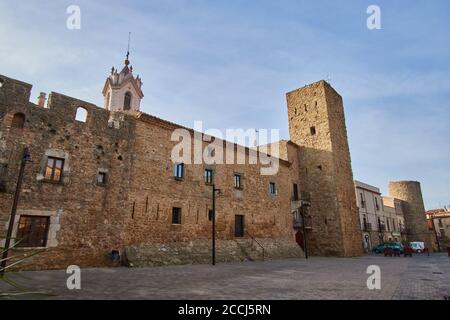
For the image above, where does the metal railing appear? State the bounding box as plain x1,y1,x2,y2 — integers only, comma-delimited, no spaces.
246,231,265,261
363,222,372,231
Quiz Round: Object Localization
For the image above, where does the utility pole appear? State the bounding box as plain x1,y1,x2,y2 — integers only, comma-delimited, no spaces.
1,147,31,276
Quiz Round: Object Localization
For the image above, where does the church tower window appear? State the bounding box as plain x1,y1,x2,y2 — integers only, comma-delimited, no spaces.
124,91,132,111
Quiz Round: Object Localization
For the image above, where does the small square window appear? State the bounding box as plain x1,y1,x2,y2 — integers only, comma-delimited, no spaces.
174,163,185,180
204,169,214,185
44,157,64,183
172,207,182,225
234,174,242,189
310,126,316,135
269,182,277,195
97,172,107,185
208,209,214,221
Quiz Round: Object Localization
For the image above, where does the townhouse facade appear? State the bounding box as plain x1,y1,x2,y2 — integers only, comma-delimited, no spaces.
355,180,433,252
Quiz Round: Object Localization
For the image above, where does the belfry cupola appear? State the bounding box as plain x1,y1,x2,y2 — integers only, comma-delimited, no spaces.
102,50,144,112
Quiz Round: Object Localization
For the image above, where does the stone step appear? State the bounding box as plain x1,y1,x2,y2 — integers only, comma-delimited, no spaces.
234,239,265,261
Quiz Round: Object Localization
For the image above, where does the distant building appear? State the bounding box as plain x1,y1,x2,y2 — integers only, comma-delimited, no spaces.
382,197,406,243
355,180,385,251
355,180,432,252
426,207,450,247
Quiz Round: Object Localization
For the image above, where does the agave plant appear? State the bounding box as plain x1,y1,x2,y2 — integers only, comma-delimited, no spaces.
0,238,55,298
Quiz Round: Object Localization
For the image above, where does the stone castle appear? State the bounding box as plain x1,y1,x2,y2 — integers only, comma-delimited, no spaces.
0,54,363,270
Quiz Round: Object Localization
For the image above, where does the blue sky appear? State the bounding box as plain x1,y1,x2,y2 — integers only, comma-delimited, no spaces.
0,0,449,209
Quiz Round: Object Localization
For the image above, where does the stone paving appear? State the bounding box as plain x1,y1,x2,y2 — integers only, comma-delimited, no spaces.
0,253,449,300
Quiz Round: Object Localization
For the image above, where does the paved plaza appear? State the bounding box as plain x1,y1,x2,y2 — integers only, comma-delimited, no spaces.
1,253,449,300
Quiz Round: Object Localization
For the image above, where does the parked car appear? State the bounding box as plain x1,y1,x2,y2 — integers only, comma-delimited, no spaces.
372,242,404,254
409,241,425,253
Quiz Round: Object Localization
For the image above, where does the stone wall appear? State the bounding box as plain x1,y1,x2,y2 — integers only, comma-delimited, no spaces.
122,114,301,248
0,74,137,269
124,239,303,267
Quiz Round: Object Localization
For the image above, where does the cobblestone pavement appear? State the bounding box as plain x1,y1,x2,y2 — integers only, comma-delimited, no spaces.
1,253,449,300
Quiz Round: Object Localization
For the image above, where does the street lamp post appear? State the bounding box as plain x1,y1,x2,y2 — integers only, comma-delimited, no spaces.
212,184,221,266
0,147,31,276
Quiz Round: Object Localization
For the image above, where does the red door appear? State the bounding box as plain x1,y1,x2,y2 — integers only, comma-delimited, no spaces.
296,230,305,250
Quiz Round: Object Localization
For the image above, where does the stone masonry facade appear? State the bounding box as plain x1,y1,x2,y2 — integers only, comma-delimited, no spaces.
388,181,434,250
0,66,362,270
286,81,362,256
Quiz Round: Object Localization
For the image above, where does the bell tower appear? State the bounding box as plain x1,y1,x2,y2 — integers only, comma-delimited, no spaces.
102,38,144,112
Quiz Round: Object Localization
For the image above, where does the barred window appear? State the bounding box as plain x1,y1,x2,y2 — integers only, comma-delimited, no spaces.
16,216,50,248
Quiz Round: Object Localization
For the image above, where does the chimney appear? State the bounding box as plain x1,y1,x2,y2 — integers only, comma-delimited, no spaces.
37,92,46,107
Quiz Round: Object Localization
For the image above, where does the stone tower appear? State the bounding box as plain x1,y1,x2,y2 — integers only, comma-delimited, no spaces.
287,80,362,256
102,52,144,112
388,181,433,249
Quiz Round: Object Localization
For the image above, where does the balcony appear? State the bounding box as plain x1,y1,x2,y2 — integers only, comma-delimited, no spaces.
291,200,302,211
363,222,372,231
293,214,312,230
299,191,311,202
291,191,311,211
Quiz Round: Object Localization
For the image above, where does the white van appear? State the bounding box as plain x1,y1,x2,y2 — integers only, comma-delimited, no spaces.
409,241,425,253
